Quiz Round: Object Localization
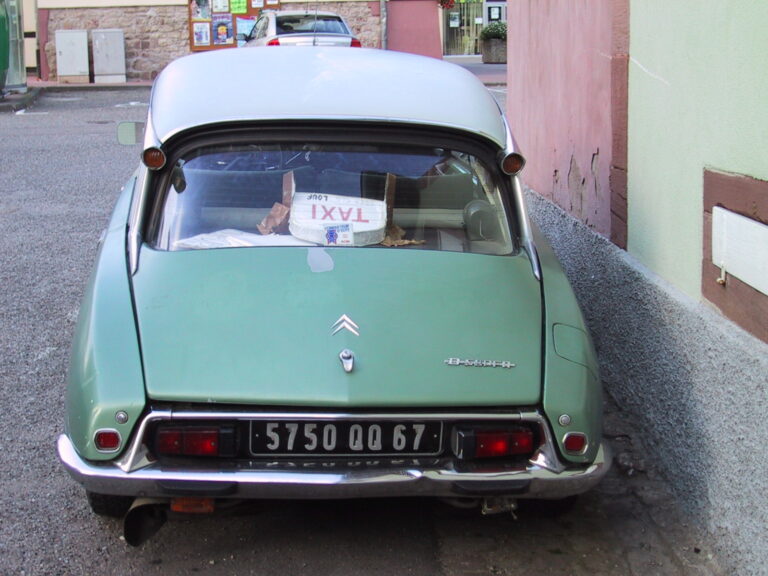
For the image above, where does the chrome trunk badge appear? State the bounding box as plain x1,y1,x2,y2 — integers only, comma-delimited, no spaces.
339,349,355,373
331,314,360,336
444,358,516,368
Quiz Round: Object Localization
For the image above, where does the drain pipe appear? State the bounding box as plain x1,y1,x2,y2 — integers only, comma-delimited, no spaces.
380,0,387,50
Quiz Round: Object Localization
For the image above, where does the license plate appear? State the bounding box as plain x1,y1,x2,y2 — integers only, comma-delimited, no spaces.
249,420,443,457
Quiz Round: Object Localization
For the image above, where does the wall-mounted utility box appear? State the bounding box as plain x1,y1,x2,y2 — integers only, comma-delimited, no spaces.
55,29,89,83
712,206,768,297
92,29,126,83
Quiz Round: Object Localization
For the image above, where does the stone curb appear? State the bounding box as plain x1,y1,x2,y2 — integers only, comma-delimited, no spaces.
1,82,153,113
0,88,42,113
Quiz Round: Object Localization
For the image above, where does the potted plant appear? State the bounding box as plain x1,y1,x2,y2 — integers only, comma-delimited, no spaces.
480,21,507,64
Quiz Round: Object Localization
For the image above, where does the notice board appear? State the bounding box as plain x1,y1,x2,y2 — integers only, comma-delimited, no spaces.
188,0,280,51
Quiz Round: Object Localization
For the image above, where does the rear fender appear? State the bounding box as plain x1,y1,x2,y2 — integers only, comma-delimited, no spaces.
65,175,147,461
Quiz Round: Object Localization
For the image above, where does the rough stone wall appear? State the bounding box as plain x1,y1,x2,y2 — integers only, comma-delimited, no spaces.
45,6,190,81
527,189,768,575
286,2,381,48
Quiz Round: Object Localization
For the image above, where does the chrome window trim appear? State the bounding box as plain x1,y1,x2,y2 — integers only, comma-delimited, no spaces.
511,175,541,282
500,115,540,282
128,169,149,275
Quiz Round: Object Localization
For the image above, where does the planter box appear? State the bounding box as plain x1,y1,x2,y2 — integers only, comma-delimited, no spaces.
481,38,507,64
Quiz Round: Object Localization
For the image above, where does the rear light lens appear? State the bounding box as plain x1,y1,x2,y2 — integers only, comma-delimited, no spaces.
171,497,215,514
563,432,588,454
476,429,534,458
350,38,362,47
156,427,220,457
142,147,166,170
267,38,280,46
499,152,526,175
94,429,122,452
454,426,535,460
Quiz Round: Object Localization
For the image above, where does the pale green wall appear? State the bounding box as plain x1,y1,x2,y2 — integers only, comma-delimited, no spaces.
628,1,768,298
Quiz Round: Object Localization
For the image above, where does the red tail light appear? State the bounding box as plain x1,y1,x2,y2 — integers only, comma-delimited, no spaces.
156,427,219,456
267,38,281,46
563,432,588,454
475,429,534,458
94,429,122,452
350,38,362,47
455,426,535,460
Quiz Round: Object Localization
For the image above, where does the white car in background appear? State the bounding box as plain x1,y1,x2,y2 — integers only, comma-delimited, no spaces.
243,10,361,47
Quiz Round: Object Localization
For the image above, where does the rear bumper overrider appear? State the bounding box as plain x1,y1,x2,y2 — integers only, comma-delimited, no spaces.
57,409,611,500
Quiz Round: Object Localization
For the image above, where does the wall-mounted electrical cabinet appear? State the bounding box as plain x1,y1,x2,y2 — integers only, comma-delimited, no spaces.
93,29,126,83
55,29,89,83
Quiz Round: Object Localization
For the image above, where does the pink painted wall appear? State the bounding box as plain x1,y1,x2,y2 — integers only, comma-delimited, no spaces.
386,0,442,59
506,0,615,235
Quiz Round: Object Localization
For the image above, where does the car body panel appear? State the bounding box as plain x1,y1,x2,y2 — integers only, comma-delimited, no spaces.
146,49,508,150
65,176,147,462
533,223,603,464
132,246,543,406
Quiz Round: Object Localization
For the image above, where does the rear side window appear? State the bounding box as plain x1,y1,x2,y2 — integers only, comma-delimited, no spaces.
153,142,515,255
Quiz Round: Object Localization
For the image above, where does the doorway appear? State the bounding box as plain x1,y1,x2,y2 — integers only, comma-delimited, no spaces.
442,1,483,55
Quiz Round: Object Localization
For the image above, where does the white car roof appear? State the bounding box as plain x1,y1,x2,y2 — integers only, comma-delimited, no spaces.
146,48,509,149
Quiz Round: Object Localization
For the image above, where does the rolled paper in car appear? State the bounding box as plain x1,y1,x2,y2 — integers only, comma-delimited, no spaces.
257,202,290,235
289,192,386,246
385,172,396,229
257,170,296,235
282,171,294,208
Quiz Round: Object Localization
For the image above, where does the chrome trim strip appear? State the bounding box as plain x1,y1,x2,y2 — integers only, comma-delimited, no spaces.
115,410,171,472
85,408,568,476
157,409,525,421
502,115,519,157
58,434,610,501
127,170,148,276
510,175,542,282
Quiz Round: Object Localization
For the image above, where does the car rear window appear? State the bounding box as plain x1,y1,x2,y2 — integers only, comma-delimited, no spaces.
153,142,515,255
277,15,349,35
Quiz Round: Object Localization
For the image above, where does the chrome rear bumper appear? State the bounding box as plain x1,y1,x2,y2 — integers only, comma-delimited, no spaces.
57,433,610,501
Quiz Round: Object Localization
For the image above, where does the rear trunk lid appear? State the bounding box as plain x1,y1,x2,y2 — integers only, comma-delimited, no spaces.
132,246,542,407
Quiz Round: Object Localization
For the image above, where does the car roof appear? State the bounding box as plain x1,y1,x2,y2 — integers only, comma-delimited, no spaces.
146,48,509,150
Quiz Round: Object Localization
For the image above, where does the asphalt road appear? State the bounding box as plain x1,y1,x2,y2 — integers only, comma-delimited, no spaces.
0,89,722,576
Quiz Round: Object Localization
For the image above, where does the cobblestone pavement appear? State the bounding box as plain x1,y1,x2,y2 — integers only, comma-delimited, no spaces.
435,397,724,575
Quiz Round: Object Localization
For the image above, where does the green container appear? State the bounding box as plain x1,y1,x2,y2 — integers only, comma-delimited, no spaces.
0,0,9,92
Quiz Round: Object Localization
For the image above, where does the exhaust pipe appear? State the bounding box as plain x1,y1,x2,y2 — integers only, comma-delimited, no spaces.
123,498,169,547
